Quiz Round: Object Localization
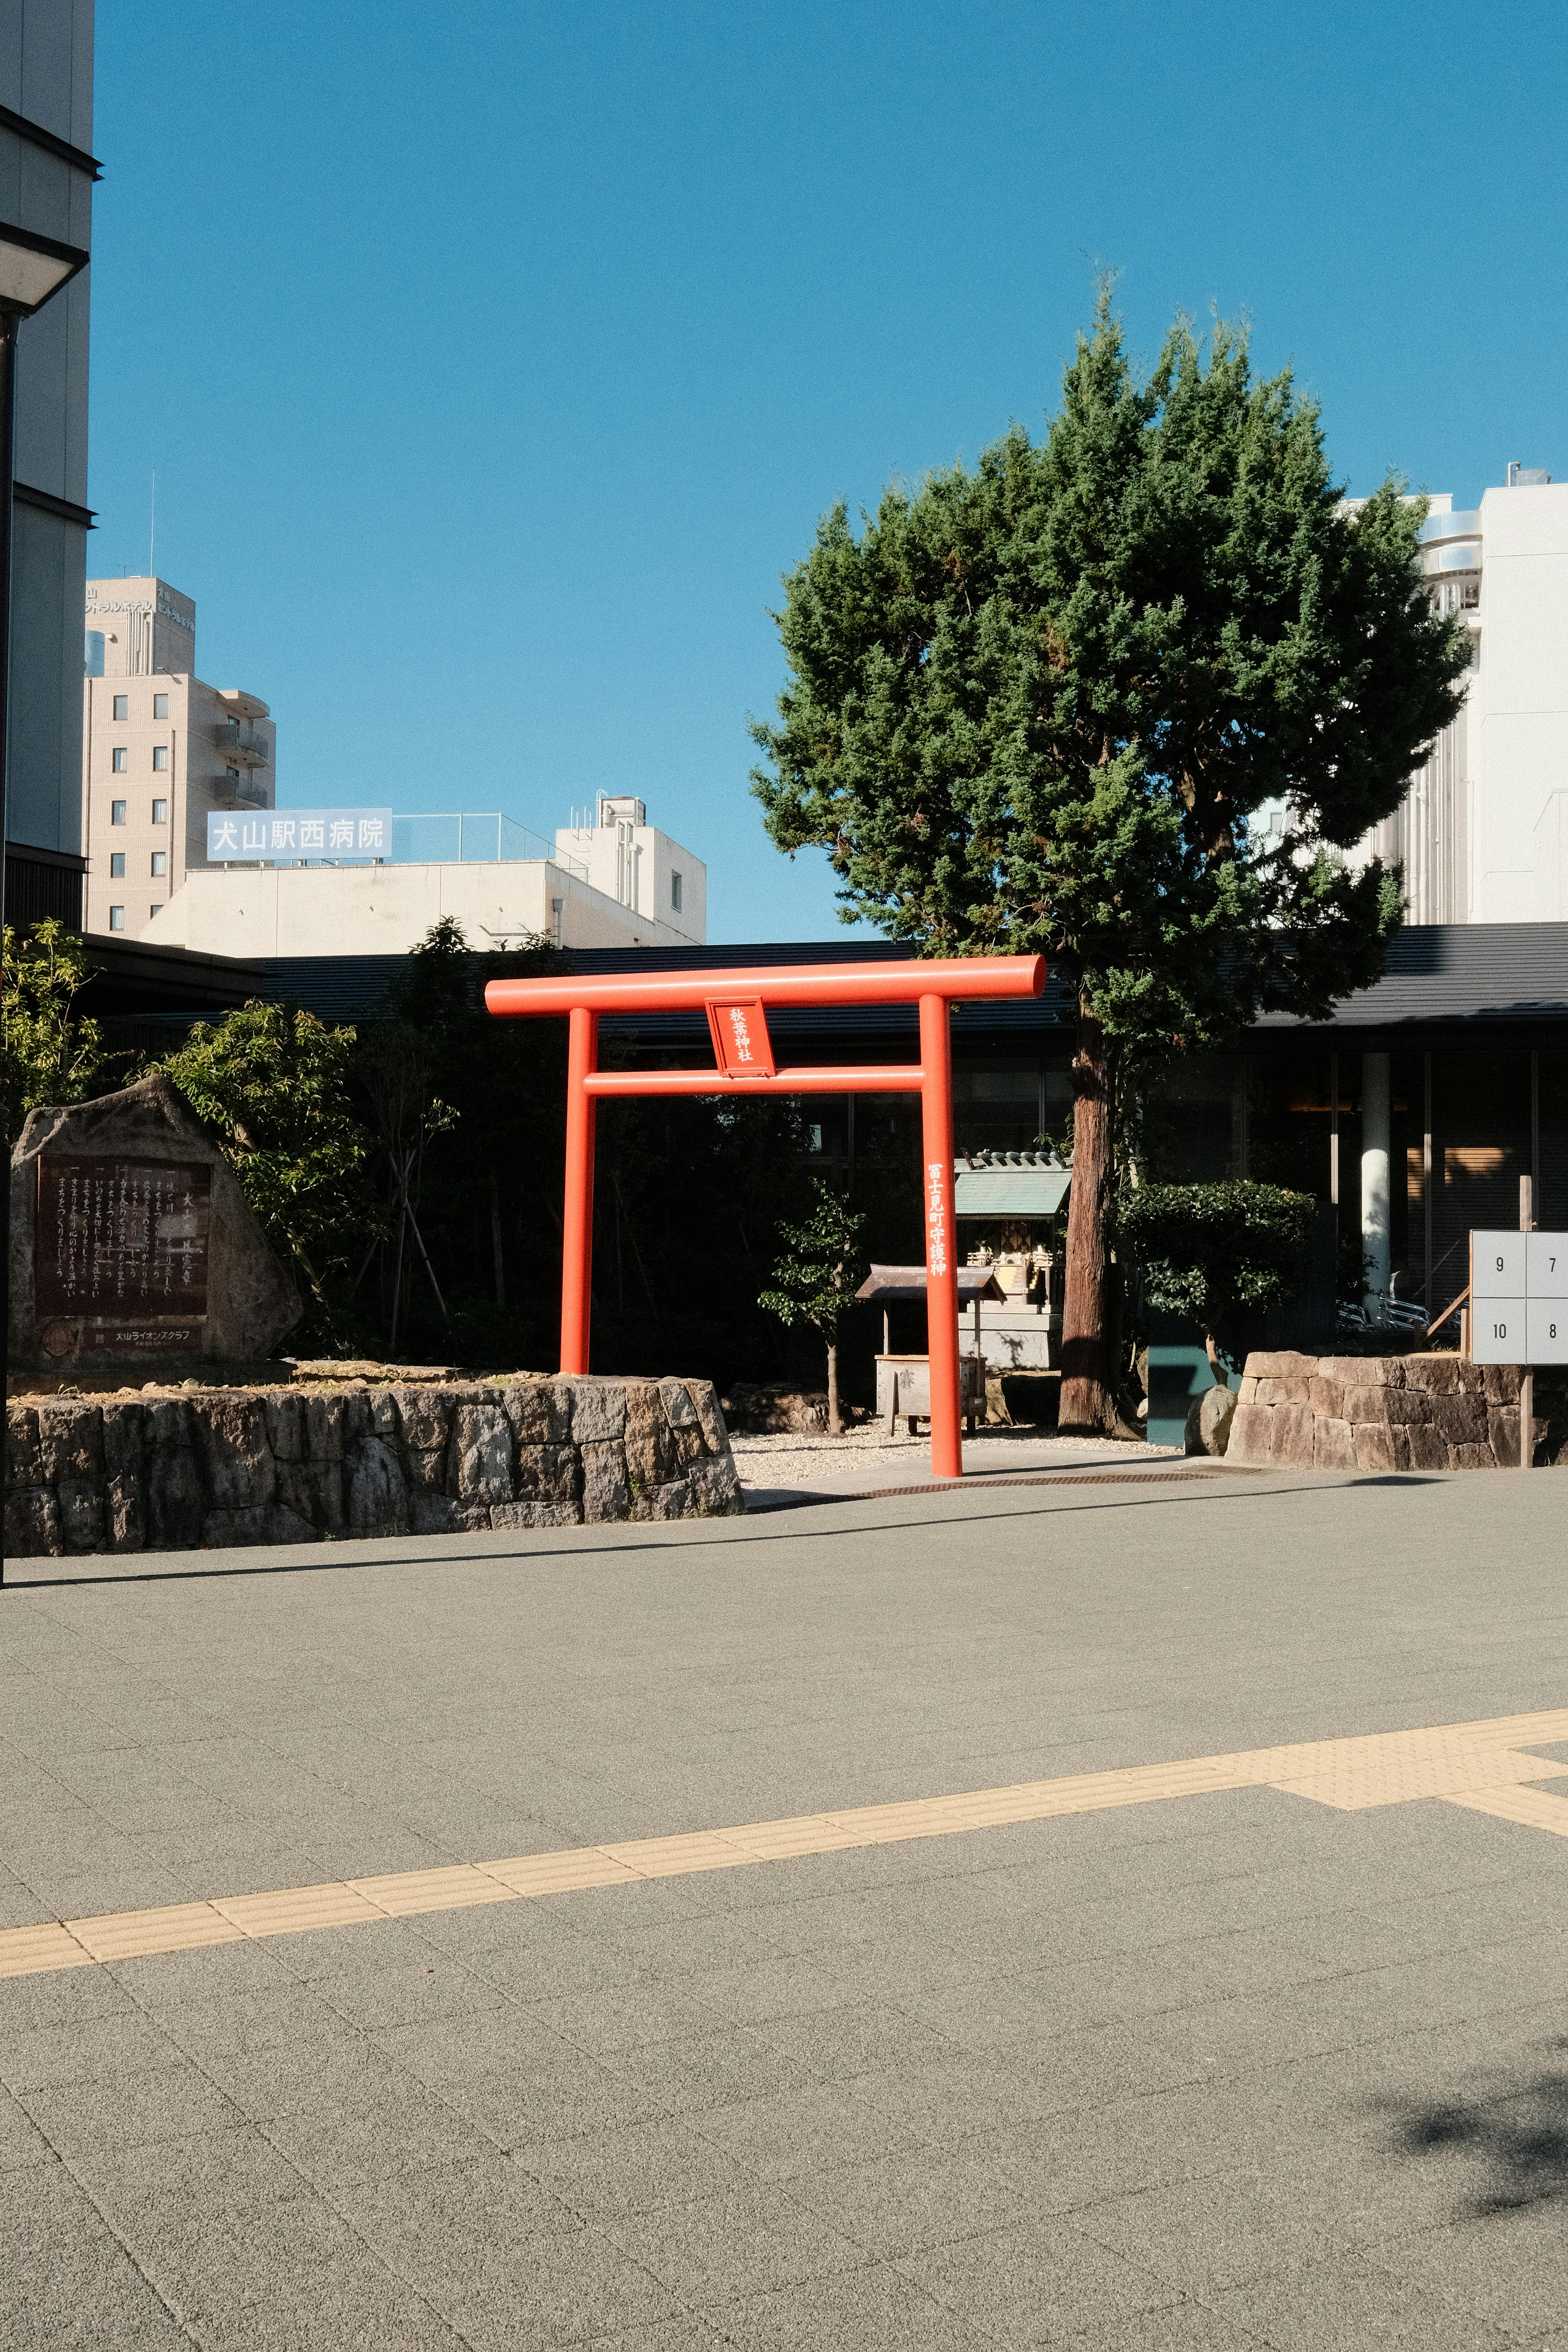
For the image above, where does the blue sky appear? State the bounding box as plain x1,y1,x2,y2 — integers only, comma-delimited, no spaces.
88,0,1567,942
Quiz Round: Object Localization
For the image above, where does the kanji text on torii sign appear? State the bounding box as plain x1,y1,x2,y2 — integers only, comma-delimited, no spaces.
205,808,393,862
485,954,1047,1481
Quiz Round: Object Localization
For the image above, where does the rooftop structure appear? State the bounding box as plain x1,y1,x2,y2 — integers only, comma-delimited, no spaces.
81,576,276,936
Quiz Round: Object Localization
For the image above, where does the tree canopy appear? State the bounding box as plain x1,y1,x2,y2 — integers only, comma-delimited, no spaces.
759,1179,867,1433
751,296,1470,1429
1120,1180,1319,1375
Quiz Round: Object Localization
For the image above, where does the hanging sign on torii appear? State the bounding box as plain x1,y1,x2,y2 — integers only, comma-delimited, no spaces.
485,955,1048,1480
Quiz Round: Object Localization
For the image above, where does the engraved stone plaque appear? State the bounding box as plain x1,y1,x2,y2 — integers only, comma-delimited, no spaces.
35,1158,211,1333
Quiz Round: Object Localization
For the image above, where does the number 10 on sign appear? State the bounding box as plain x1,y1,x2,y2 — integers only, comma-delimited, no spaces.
1470,1230,1568,1365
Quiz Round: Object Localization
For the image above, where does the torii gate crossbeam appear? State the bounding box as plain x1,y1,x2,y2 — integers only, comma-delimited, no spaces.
485,955,1048,1480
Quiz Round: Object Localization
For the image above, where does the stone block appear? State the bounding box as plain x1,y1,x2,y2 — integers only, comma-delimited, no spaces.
687,1380,729,1455
37,1400,103,1482
581,1440,631,1523
264,1391,306,1462
1311,1358,1370,1386
1454,1442,1499,1469
342,1388,375,1443
304,1394,345,1463
685,1456,744,1515
1185,1386,1237,1458
106,1472,145,1550
1269,1401,1315,1467
203,1504,322,1548
394,1387,452,1454
1406,1422,1451,1472
1313,1417,1355,1472
1255,1378,1287,1407
195,1395,276,1509
1431,1392,1489,1447
6,1487,61,1557
101,1403,145,1479
146,1448,205,1550
1488,1407,1524,1466
410,1495,490,1536
346,1437,410,1536
276,1459,344,1534
624,1385,676,1488
490,1499,582,1530
1307,1377,1344,1420
6,1405,41,1489
56,1477,105,1552
1403,1356,1460,1394
403,1445,447,1494
145,1398,191,1448
1242,1352,1315,1383
1457,1362,1489,1395
1237,1376,1258,1405
1345,1383,1426,1424
449,1402,515,1506
1388,1426,1412,1471
516,1442,578,1505
372,1390,399,1439
1483,1364,1523,1405
570,1380,628,1444
1353,1423,1397,1473
633,1477,693,1521
505,1381,571,1445
1224,1400,1274,1467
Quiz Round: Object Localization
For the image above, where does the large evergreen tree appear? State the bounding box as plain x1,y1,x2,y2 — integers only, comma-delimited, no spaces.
750,299,1470,1431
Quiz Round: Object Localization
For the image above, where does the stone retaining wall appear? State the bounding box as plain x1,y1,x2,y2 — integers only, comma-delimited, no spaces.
1227,1352,1567,1472
4,1375,743,1558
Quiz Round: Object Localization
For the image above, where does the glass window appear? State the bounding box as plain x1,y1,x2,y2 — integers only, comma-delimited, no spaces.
108,905,125,931
671,871,683,912
153,692,169,719
150,904,160,920
109,852,125,877
151,851,168,877
152,799,168,824
152,745,169,772
112,747,128,772
110,800,127,825
112,694,128,721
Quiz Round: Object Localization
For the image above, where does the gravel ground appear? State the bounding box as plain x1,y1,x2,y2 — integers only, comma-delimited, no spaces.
727,1420,1181,1491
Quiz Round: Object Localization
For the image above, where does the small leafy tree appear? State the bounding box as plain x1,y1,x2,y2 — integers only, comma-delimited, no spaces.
1120,1180,1318,1377
759,1180,867,1434
2,921,110,1143
153,1002,378,1335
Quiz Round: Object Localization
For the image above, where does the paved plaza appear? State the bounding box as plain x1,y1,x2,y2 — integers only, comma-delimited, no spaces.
4,1466,1568,2347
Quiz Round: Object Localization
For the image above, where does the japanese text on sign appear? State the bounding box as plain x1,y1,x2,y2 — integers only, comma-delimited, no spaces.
926,1160,949,1278
705,997,776,1080
34,1159,212,1325
206,808,393,862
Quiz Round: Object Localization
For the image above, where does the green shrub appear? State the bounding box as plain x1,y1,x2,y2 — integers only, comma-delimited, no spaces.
1120,1181,1318,1376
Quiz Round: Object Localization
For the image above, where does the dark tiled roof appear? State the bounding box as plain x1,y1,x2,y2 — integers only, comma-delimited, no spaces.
1255,923,1568,1036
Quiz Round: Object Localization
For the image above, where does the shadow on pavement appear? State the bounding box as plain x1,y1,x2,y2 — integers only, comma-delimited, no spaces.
1387,2059,1568,2212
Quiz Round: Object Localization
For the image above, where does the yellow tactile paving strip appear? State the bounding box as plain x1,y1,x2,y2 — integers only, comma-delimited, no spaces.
6,1706,1568,1982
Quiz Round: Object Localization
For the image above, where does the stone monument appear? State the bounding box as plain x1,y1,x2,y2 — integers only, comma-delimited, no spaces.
9,1075,302,1377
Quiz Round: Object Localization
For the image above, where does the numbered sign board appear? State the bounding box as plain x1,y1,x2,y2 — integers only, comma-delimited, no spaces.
1471,1230,1568,1364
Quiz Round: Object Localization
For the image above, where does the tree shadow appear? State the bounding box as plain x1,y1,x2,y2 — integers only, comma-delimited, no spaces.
1385,2059,1568,2212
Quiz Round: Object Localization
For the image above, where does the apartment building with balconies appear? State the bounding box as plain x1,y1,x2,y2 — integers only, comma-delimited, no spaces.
82,576,275,935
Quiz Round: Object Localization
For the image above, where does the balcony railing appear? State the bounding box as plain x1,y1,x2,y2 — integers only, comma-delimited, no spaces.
215,720,271,766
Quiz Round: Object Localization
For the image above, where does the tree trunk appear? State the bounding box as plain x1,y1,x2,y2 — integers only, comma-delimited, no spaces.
1058,1004,1118,1436
826,1336,842,1436
1205,1329,1224,1381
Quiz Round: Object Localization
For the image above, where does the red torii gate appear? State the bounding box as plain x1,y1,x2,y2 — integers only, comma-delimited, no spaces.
485,954,1048,1480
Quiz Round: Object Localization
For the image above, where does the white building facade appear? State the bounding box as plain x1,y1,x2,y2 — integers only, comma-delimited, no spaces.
1362,469,1568,922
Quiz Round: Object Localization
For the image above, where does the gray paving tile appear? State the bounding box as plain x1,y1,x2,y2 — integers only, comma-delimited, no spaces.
786,2136,1034,2257
16,2055,247,2158
1071,2170,1354,2301
600,2023,817,2116
1054,2303,1266,2350
511,2114,758,2218
259,2074,499,2188
692,2081,926,2180
899,2215,1179,2346
70,2123,312,2227
0,2162,191,2350
1,2006,189,2091
0,2084,55,2174
600,2178,864,2304
433,2218,685,2347
333,2152,583,2283
703,2259,989,2350
1211,2251,1519,2350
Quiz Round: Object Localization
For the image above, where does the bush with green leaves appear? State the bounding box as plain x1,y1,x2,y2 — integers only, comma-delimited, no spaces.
759,1180,867,1433
1119,1180,1318,1376
153,1001,378,1338
2,920,110,1144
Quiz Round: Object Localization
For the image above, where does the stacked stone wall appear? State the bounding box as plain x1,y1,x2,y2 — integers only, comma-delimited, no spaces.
4,1375,743,1559
1227,1353,1568,1472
